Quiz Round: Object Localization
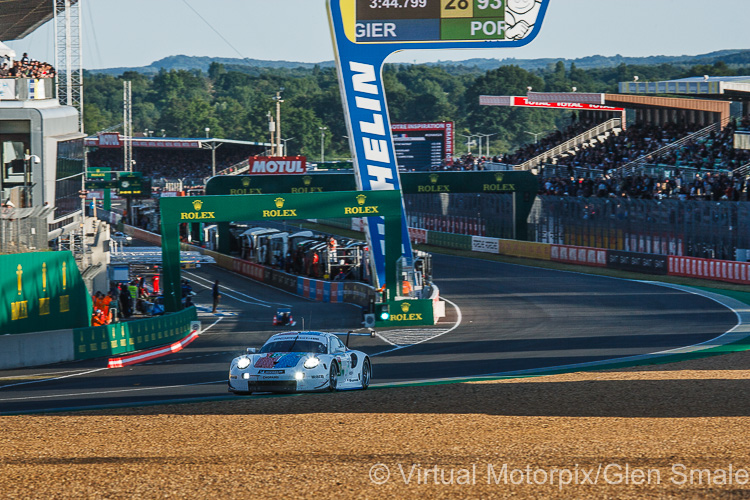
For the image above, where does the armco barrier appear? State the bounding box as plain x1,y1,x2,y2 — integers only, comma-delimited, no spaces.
608,251,668,275
551,245,608,267
669,256,750,285
409,227,428,244
232,259,265,282
498,240,551,261
297,278,345,303
343,282,374,308
472,236,500,254
427,231,472,251
74,307,198,360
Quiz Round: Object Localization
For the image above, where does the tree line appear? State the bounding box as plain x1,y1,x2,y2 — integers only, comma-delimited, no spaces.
83,59,746,160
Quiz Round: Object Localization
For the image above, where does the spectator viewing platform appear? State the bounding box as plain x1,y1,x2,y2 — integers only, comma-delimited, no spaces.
0,43,56,101
620,76,750,98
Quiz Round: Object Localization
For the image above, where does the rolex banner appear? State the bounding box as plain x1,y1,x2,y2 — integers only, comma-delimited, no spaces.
0,251,92,335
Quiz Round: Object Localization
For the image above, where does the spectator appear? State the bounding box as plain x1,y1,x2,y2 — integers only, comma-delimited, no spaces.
1,53,56,79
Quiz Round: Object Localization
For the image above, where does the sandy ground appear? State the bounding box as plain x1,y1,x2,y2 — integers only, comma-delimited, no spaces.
3,349,750,499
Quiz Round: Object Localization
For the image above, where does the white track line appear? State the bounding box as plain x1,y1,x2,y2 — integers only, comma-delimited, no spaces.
0,317,224,390
183,270,281,308
372,297,463,356
0,380,228,403
0,368,108,390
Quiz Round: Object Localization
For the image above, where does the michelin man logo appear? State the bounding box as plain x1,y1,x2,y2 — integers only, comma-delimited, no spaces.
506,0,542,41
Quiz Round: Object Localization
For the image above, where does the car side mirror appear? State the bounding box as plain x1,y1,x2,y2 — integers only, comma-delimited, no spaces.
247,348,257,354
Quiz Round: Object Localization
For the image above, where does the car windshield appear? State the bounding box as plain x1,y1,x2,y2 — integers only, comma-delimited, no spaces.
260,340,327,354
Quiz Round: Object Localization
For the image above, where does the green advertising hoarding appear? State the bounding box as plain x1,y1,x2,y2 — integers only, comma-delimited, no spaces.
0,251,92,335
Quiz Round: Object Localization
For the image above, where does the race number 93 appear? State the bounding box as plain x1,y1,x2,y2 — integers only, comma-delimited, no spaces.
441,0,503,18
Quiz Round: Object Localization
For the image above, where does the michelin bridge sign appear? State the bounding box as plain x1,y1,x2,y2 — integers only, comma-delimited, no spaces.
327,0,549,287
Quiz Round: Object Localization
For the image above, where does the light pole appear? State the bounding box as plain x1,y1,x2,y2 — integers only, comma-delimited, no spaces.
477,133,497,156
202,129,221,177
23,154,40,207
281,137,295,157
273,88,284,157
319,126,327,163
460,134,477,154
525,131,543,143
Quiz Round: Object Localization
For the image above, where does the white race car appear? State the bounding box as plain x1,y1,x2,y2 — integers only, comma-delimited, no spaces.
228,331,372,394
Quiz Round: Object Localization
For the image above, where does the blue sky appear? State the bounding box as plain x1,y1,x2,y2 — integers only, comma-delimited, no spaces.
5,0,750,69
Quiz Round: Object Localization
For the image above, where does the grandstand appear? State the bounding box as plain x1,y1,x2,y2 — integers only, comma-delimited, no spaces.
477,78,750,200
85,134,271,185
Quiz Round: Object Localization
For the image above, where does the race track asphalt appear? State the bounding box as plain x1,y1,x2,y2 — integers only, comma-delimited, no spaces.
0,253,737,415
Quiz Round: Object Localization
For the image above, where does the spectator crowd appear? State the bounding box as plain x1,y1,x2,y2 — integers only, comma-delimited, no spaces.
0,53,56,79
540,171,746,201
87,144,253,181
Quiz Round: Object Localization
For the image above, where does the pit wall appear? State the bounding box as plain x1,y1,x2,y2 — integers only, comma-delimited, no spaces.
124,226,447,324
194,244,375,308
123,226,380,310
0,307,197,370
418,229,750,285
73,307,198,361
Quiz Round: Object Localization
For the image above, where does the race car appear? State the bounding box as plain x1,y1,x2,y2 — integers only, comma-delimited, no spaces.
272,307,296,326
228,331,371,394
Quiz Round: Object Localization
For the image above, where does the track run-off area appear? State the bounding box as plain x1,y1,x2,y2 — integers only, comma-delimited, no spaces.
0,252,740,415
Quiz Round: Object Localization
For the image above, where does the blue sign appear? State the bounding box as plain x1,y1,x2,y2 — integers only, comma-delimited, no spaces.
327,0,550,287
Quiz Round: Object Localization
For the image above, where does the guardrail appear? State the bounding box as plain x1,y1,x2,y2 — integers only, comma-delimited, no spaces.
614,115,736,177
516,118,622,171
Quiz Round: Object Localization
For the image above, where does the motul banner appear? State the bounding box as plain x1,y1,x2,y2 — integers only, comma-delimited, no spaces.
248,156,307,175
479,95,623,111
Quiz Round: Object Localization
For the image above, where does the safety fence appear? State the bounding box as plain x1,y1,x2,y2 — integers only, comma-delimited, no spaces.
403,194,750,262
74,306,197,361
419,229,750,287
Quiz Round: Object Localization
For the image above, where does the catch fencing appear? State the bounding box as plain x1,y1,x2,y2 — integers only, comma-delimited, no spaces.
404,193,750,261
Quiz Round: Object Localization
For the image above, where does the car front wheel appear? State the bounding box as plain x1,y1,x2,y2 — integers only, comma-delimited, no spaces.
328,363,338,392
361,358,371,390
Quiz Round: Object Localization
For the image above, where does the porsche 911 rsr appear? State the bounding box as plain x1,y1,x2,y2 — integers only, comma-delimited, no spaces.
228,331,371,394
272,308,296,326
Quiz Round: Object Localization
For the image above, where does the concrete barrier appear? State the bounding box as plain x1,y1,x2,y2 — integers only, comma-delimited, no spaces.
0,329,74,370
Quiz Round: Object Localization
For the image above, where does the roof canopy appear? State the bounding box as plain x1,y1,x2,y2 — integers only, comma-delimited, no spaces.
0,41,16,59
0,0,77,41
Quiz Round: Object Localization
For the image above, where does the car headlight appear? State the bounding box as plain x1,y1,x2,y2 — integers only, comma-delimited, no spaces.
303,357,320,369
237,357,251,370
